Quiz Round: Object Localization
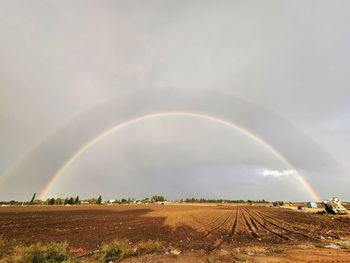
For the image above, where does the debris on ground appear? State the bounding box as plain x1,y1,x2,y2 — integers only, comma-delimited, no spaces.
170,248,181,256
323,197,348,215
325,243,341,249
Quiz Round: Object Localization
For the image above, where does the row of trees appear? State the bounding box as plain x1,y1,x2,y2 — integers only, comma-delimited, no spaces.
40,195,166,205
43,195,166,205
105,195,166,204
2,194,268,205
47,196,80,205
151,195,165,202
178,198,268,204
45,195,102,205
42,196,267,205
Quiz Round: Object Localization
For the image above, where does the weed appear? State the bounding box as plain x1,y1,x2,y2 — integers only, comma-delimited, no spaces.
314,242,328,248
136,239,164,255
99,239,131,263
337,242,350,249
15,242,69,263
272,247,286,253
206,255,215,263
0,237,16,259
0,241,71,263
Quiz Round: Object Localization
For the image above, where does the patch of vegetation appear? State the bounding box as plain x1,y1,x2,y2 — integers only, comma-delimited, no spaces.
205,255,215,263
96,195,102,205
151,195,165,202
0,237,16,259
99,239,132,263
136,239,164,255
337,242,350,249
0,240,72,263
15,242,70,263
0,237,167,263
314,242,328,248
179,198,268,204
314,242,348,250
271,247,286,253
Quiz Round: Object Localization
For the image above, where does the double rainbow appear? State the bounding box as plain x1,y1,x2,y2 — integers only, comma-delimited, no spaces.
38,112,320,201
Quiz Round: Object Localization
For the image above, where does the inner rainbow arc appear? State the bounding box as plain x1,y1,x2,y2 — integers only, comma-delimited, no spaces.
39,112,320,201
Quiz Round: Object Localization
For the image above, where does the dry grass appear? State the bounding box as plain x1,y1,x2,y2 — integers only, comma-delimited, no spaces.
337,241,350,249
314,242,328,248
135,239,164,255
0,237,167,263
0,238,72,263
0,236,16,261
98,239,165,262
99,239,133,263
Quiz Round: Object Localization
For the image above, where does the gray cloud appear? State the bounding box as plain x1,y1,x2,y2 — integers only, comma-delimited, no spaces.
1,0,349,201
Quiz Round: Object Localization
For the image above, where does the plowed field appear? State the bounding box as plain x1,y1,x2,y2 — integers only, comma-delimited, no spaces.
1,204,349,253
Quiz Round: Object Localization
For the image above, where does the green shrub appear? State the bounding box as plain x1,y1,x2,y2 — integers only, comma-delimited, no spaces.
99,239,131,263
314,242,327,248
7,242,69,263
337,242,350,249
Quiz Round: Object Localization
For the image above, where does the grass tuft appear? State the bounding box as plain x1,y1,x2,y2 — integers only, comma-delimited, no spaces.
337,242,350,249
206,255,215,263
0,236,16,260
136,239,164,255
99,239,132,263
0,237,168,263
14,242,70,263
314,242,328,248
0,240,71,263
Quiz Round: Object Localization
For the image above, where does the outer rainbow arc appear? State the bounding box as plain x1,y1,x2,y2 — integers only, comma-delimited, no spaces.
39,112,321,201
2,89,346,199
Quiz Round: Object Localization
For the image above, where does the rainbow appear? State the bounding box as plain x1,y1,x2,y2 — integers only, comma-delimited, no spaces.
39,112,321,201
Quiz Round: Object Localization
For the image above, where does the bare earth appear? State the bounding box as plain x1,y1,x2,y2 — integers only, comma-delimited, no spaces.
1,204,350,262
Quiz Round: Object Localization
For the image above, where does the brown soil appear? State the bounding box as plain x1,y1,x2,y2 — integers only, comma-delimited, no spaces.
1,204,350,261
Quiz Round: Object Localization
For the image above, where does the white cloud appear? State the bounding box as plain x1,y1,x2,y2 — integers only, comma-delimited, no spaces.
261,169,296,178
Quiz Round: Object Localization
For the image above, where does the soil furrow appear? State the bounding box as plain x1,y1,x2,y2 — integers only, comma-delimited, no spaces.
262,209,347,239
228,208,239,236
189,210,230,232
245,208,290,240
241,209,260,239
254,209,321,240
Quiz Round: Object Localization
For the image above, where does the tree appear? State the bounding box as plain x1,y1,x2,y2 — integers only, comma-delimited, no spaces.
151,195,165,203
74,196,80,205
30,193,36,204
97,195,102,204
87,198,97,204
68,197,74,205
141,198,150,203
48,198,55,205
55,198,64,205
64,198,69,205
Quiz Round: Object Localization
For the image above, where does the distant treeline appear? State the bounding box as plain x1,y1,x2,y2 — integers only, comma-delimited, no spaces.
177,198,269,203
0,193,269,205
0,194,165,205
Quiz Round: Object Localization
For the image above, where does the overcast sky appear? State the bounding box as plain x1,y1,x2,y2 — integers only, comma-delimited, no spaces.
1,0,350,201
